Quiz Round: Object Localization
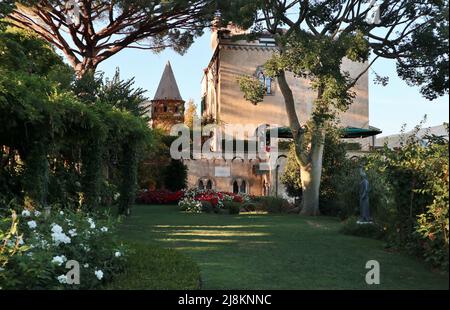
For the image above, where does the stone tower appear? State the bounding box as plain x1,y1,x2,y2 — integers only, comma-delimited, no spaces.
151,61,185,132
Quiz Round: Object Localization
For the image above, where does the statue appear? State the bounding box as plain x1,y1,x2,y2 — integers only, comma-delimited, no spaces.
358,167,372,223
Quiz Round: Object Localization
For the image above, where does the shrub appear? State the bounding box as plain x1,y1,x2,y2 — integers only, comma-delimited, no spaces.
252,196,292,213
224,201,241,215
359,122,449,270
178,198,202,214
0,205,128,289
183,189,245,210
241,202,259,212
136,190,183,205
340,217,384,239
334,162,395,221
200,201,214,213
163,159,188,192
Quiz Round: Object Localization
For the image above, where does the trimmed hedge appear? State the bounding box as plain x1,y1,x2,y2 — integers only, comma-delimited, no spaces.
251,196,293,213
339,217,384,239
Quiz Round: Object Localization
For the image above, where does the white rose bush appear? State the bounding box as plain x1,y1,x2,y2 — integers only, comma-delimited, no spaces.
0,206,128,289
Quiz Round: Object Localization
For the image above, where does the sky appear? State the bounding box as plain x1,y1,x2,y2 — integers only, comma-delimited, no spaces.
98,30,449,137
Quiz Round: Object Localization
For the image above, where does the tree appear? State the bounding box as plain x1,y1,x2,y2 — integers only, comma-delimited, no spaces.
7,0,214,77
184,99,198,129
100,68,149,117
396,3,449,100
0,0,15,19
163,159,188,191
228,0,447,215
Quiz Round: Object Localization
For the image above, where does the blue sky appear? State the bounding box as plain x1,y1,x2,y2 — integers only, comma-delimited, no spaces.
98,30,449,137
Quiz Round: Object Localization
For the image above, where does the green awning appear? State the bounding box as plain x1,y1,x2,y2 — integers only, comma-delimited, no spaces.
269,126,382,139
342,127,382,138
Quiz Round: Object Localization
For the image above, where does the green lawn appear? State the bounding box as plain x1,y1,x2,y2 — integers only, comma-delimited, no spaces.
117,204,449,290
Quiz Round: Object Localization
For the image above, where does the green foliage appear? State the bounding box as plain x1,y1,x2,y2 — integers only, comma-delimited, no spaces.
281,129,357,216
236,75,265,105
0,211,27,268
334,162,394,221
280,144,303,199
179,198,203,214
263,30,366,120
200,200,214,213
252,196,292,213
100,68,149,117
328,121,450,270
164,159,188,192
0,27,153,215
364,123,449,270
0,204,128,289
137,131,187,192
396,2,449,100
0,0,15,20
224,201,241,215
184,99,197,129
340,217,384,239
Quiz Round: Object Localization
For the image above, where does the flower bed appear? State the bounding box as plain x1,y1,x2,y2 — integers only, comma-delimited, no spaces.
0,207,127,289
181,189,251,214
136,190,183,205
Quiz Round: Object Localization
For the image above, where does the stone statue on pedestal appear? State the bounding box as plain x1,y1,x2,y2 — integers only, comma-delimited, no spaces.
358,167,372,223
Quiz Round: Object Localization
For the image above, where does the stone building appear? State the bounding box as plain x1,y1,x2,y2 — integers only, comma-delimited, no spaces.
149,61,185,132
150,19,381,199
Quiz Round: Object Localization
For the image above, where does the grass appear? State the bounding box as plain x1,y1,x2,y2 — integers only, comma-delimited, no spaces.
117,204,449,290
106,243,201,290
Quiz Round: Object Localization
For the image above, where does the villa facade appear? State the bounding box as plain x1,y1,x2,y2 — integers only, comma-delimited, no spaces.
150,20,380,199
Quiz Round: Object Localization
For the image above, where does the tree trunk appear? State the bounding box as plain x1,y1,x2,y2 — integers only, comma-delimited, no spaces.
75,59,97,79
299,130,325,216
277,68,326,216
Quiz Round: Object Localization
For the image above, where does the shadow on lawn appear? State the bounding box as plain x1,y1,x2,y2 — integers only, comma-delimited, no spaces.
152,222,274,252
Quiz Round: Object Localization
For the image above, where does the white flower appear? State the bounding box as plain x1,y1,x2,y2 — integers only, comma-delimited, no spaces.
57,274,67,284
18,238,24,246
87,218,96,229
27,220,37,230
0,267,4,272
51,255,67,266
100,227,108,233
34,210,41,217
40,239,49,249
26,252,33,257
80,243,90,252
114,251,122,257
68,229,77,237
51,224,63,234
83,263,89,268
94,269,104,280
59,211,64,215
21,210,31,217
51,231,71,246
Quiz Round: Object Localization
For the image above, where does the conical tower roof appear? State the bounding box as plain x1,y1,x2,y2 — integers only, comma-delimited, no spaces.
153,61,183,101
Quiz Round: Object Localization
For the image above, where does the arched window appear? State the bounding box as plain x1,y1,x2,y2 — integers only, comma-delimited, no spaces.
206,180,213,190
163,105,168,112
240,180,247,194
233,181,239,194
198,180,205,190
